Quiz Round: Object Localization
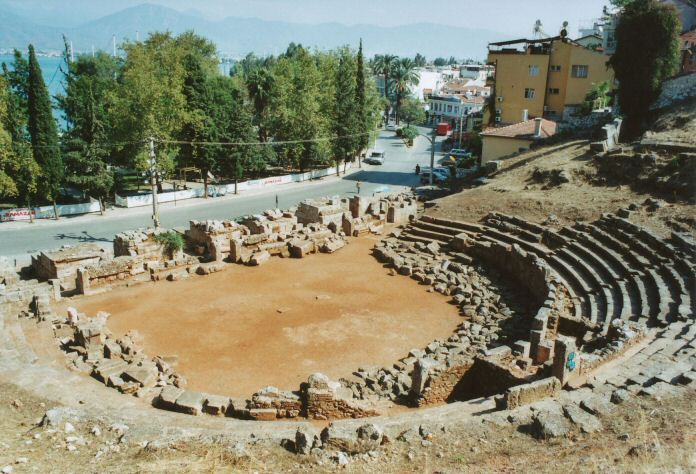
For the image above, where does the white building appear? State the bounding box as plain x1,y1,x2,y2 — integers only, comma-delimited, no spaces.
427,94,486,127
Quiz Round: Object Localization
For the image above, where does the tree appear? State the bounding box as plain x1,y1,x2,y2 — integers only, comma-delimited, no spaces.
27,44,63,213
433,57,447,66
609,0,681,137
332,48,358,176
245,68,275,142
392,58,419,125
0,53,40,205
372,53,398,100
108,33,190,189
400,96,426,126
414,53,426,67
355,40,369,161
58,51,120,201
269,47,330,173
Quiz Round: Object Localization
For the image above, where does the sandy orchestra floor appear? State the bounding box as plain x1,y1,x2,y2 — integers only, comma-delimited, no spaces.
63,237,462,397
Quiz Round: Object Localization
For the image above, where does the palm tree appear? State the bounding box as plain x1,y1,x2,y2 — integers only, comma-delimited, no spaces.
372,54,398,99
392,58,419,125
245,68,274,142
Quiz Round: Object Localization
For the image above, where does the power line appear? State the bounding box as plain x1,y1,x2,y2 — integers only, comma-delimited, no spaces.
157,131,375,147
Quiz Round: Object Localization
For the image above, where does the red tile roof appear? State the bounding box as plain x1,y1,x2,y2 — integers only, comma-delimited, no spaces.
481,118,557,139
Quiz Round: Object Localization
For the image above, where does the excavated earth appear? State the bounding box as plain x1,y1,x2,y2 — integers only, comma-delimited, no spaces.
56,236,462,398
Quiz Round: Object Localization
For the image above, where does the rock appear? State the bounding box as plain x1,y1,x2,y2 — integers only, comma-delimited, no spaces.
2,466,13,474
64,422,75,434
250,251,271,266
173,391,206,416
531,411,570,439
628,441,661,457
295,427,318,455
580,396,613,416
562,404,602,433
610,388,631,404
356,424,383,444
336,452,350,466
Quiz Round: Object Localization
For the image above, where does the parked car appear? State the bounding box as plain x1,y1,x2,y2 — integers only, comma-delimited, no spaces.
420,168,449,185
386,123,397,131
364,150,386,165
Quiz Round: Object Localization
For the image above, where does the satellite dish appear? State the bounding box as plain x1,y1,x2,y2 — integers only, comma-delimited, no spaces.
560,21,569,39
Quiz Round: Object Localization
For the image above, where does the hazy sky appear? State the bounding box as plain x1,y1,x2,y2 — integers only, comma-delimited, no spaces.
4,0,610,35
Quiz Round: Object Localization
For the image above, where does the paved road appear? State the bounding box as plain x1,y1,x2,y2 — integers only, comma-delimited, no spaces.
0,128,443,264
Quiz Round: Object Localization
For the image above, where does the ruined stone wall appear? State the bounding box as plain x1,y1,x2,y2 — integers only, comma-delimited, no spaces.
31,244,107,291
113,229,168,262
502,376,561,409
412,360,473,407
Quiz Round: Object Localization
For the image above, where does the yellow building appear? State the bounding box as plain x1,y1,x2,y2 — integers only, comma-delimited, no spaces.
487,37,613,125
481,118,557,164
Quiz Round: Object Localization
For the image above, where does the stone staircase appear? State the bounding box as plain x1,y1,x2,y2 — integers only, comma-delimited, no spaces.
401,213,695,336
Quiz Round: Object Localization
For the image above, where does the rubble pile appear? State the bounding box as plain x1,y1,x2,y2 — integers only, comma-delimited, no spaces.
50,309,186,397
186,220,248,261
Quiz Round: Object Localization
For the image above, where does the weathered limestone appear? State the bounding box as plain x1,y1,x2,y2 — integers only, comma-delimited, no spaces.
552,336,577,385
186,220,247,261
31,243,107,291
305,373,379,420
503,377,561,409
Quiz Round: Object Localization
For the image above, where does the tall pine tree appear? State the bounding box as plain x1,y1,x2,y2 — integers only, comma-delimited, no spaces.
355,39,369,166
332,48,357,176
27,44,63,214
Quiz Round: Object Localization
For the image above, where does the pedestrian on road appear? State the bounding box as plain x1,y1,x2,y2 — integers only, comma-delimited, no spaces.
415,164,421,175
356,181,361,195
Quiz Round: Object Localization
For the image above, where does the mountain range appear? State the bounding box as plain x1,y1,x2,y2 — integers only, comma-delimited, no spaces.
0,2,507,59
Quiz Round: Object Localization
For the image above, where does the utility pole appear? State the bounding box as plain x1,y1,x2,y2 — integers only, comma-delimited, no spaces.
430,126,436,186
92,45,95,58
149,138,161,229
458,111,464,149
69,41,74,63
112,35,116,57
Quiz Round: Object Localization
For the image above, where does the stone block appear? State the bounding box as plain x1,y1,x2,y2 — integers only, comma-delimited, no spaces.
203,394,231,416
249,251,271,266
535,341,553,365
504,377,561,409
122,367,158,388
512,340,531,358
173,390,206,415
289,240,315,258
156,386,184,411
249,408,277,421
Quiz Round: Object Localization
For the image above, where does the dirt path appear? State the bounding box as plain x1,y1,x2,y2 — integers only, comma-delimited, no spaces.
60,236,462,398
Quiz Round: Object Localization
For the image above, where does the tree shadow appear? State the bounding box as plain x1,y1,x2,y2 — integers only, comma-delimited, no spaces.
342,170,419,187
54,231,111,243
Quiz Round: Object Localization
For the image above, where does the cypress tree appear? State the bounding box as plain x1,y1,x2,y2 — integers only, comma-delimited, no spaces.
27,44,63,213
355,39,368,163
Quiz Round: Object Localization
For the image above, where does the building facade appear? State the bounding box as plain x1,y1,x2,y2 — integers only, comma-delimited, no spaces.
487,37,614,125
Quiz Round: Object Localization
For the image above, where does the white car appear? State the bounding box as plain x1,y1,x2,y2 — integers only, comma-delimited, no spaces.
385,124,397,131
364,151,386,165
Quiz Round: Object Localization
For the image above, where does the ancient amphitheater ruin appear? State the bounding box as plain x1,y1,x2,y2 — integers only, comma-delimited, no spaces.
1,174,694,469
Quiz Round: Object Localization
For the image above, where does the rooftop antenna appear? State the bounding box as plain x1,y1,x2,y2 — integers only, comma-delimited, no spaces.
560,21,569,40
533,20,549,39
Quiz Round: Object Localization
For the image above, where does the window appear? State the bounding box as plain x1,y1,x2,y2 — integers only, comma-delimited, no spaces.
571,65,589,78
550,65,561,72
548,87,560,95
524,88,536,99
447,105,453,113
528,65,540,77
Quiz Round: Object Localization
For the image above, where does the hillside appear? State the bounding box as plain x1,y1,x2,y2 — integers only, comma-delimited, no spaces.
0,3,505,58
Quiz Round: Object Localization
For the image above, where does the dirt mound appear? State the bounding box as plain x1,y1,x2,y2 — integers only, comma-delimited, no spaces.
593,149,696,201
427,140,694,237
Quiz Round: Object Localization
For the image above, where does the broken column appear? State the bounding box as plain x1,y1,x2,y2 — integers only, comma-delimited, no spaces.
552,335,578,385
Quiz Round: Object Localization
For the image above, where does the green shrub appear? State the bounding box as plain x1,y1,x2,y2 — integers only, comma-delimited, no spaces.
401,126,419,141
154,231,185,255
395,128,403,137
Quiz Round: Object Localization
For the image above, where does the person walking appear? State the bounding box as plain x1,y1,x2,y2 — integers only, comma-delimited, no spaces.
356,181,362,195
415,164,421,175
